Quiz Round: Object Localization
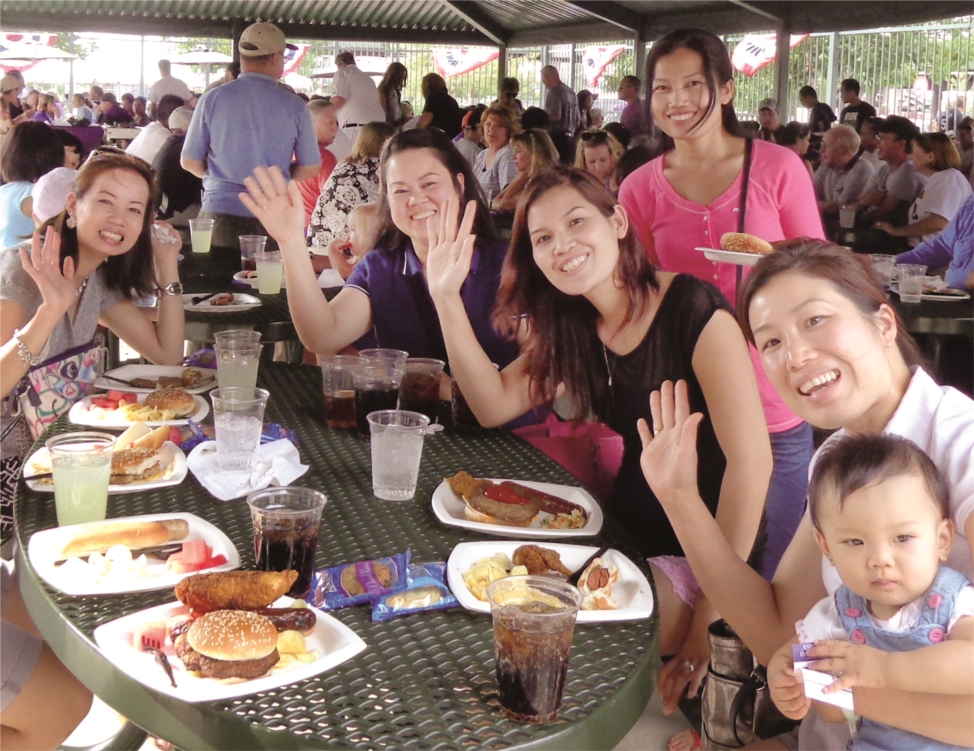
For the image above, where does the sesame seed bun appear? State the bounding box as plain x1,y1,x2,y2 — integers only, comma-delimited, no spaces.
187,610,278,662
720,232,774,255
144,388,197,418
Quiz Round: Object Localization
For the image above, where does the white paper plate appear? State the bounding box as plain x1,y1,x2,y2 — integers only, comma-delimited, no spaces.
94,365,218,394
183,292,262,312
446,541,654,623
93,597,367,702
431,479,603,538
68,393,209,428
233,270,287,289
27,512,240,596
889,282,971,301
694,247,762,266
24,442,188,495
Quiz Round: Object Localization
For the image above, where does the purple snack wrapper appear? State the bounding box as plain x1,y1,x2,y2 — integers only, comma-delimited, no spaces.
311,549,411,610
792,641,816,669
178,420,299,451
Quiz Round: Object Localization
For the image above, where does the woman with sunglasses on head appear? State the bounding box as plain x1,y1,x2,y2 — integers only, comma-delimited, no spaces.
240,128,519,371
575,128,626,195
640,240,974,750
427,166,772,722
1,150,185,398
499,78,524,119
490,128,559,213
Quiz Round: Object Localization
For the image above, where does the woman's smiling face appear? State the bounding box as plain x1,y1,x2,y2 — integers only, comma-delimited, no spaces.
650,47,733,142
527,185,626,299
748,271,901,432
67,168,150,258
385,148,463,249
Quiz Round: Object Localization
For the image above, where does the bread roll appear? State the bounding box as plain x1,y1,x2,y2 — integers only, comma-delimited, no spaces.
60,518,189,557
720,232,774,255
115,423,150,451
463,503,534,528
133,425,169,451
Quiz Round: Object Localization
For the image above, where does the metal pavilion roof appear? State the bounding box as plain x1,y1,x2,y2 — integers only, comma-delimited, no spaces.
1,1,970,46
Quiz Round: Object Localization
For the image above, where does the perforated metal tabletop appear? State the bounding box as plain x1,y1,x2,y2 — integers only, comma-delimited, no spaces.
15,364,659,750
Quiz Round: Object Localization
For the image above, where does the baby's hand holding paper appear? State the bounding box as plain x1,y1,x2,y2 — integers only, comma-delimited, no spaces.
792,641,855,712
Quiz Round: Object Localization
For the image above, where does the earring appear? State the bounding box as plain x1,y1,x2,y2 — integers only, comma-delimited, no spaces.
66,214,77,229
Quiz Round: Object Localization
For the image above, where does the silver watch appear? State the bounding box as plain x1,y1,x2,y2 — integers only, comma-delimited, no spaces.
155,282,184,297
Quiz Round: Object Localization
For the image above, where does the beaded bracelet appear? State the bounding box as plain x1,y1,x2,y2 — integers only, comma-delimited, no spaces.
12,328,42,366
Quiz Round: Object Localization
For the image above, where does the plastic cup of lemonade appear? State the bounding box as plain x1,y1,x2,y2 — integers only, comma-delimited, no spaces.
46,432,116,526
189,217,214,254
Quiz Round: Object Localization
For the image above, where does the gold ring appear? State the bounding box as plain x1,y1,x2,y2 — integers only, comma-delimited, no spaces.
654,427,662,436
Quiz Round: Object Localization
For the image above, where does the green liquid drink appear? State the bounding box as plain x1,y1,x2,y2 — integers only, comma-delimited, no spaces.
47,432,115,526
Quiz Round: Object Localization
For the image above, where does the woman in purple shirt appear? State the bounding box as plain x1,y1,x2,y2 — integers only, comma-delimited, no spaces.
239,128,518,368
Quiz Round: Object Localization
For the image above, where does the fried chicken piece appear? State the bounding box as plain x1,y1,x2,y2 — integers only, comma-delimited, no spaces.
512,545,572,577
446,471,493,499
174,571,299,613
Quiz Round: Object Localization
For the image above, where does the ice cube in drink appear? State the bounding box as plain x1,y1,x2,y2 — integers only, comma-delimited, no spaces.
215,348,261,389
370,427,425,500
214,413,263,469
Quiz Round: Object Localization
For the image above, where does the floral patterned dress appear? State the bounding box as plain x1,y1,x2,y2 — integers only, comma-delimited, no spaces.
307,157,381,249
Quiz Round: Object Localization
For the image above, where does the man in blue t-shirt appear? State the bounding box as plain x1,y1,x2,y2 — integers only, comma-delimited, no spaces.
181,22,320,249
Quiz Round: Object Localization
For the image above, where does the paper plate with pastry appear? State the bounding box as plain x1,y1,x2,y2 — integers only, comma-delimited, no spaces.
695,232,775,267
446,541,654,622
183,292,261,312
431,472,603,539
68,387,208,427
27,512,240,596
25,424,188,495
94,365,218,394
92,594,366,702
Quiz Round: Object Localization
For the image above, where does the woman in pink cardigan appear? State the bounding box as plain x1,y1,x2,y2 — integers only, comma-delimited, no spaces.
617,28,825,748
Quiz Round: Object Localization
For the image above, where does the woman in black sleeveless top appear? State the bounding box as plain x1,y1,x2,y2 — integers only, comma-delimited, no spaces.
426,166,773,704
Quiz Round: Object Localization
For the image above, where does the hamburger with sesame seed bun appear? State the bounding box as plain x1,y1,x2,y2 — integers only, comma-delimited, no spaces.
178,610,280,679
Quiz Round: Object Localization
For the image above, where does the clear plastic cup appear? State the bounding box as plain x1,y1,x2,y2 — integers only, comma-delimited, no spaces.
46,432,116,526
357,348,409,371
897,263,927,304
398,358,445,423
255,250,283,294
318,354,365,428
352,364,404,440
839,205,856,229
214,343,263,389
239,235,267,271
214,329,262,347
486,575,582,723
869,254,896,291
189,217,214,254
211,387,269,470
367,410,429,500
248,486,327,598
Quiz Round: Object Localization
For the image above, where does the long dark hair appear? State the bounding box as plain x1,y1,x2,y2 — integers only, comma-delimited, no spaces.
738,239,925,370
378,62,408,96
42,151,160,299
495,167,659,420
645,28,744,153
375,128,497,251
1,120,63,183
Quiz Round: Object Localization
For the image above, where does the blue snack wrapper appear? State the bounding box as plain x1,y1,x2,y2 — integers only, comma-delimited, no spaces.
371,562,459,623
311,549,411,610
184,348,217,369
178,420,298,451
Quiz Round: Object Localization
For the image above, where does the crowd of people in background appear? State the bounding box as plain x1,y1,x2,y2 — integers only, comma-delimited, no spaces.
1,19,974,751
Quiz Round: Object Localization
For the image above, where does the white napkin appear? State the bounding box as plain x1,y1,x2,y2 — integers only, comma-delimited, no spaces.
186,439,309,501
923,275,948,291
317,268,346,289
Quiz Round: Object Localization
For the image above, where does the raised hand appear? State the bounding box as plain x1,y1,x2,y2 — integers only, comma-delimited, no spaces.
637,380,705,505
239,166,306,248
19,228,79,318
150,220,182,262
425,199,477,302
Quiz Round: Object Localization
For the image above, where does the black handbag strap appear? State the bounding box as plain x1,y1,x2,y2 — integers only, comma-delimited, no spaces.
737,137,754,233
730,671,763,747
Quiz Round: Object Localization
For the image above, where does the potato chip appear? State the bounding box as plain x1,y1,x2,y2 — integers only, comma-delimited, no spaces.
277,630,307,654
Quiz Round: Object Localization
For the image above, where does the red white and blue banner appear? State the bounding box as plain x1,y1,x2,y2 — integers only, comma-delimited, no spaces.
1,33,58,74
731,33,809,76
581,45,626,87
283,44,310,77
433,48,500,78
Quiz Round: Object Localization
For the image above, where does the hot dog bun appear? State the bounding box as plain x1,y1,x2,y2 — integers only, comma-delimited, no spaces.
463,504,534,527
720,232,774,255
60,518,190,557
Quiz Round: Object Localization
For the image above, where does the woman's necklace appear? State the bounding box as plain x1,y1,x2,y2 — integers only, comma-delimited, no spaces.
75,277,88,297
602,342,613,387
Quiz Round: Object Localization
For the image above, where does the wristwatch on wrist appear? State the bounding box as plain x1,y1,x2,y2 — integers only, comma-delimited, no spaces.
154,282,184,298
